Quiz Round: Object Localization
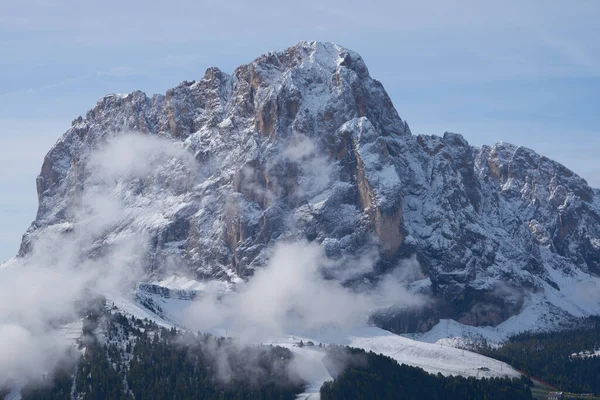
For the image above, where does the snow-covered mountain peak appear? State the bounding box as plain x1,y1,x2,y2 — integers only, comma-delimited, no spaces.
252,41,369,82
16,42,600,337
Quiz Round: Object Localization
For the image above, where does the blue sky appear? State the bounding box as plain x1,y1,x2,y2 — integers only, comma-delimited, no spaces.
1,0,599,261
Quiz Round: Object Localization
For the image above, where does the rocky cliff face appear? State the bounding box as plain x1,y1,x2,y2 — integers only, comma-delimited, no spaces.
20,41,600,331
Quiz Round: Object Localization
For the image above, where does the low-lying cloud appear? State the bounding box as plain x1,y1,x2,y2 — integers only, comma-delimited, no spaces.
0,133,198,387
184,240,428,342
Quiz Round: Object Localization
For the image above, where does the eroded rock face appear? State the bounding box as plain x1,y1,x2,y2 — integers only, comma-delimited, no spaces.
19,41,600,329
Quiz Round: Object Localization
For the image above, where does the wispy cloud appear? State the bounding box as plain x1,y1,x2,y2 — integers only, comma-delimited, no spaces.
0,66,139,98
184,241,428,342
539,31,597,70
96,66,135,78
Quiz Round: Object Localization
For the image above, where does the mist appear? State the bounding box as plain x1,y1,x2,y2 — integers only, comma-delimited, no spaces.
0,133,198,387
184,240,428,342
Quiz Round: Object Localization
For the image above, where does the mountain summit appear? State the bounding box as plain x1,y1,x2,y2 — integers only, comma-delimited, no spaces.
19,41,600,333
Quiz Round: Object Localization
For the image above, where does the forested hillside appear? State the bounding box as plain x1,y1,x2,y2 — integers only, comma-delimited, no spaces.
11,305,541,400
478,317,600,395
320,346,533,400
20,309,305,400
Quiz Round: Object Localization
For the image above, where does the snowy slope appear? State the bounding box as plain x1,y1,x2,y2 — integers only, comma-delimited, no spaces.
412,264,600,345
4,388,21,400
347,328,519,378
58,320,83,345
266,326,519,379
113,285,520,380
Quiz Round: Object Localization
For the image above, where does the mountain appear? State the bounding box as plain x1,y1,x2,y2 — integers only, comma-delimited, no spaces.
17,40,600,334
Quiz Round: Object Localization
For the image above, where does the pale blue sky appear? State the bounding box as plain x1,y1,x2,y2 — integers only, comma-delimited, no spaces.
1,0,599,261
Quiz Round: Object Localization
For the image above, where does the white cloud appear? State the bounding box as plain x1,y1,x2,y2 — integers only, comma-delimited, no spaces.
184,241,428,342
0,134,199,386
539,31,597,70
96,66,135,78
